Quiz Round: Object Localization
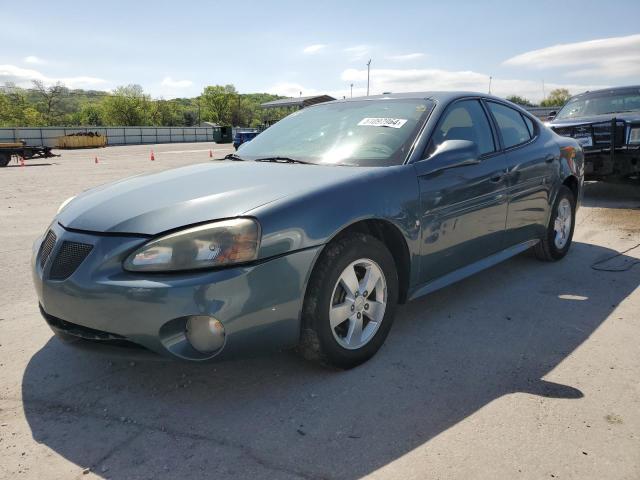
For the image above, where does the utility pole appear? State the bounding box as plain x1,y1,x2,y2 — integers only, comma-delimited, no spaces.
488,76,492,95
350,83,353,98
366,59,371,96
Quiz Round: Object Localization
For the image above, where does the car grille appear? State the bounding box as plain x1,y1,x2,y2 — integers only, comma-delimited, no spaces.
40,305,143,349
552,121,626,148
552,126,573,136
592,121,625,147
39,230,57,268
49,241,93,280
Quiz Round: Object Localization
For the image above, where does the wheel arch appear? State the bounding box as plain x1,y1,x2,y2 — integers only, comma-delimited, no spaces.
327,218,412,304
562,174,580,201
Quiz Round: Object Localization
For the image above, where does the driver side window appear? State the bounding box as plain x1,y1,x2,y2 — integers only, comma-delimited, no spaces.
427,100,496,157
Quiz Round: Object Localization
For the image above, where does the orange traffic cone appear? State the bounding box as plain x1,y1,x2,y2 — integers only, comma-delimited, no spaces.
94,156,99,164
209,149,213,158
150,150,155,161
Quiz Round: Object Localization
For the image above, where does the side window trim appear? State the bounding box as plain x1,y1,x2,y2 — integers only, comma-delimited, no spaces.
521,112,538,139
477,100,501,159
483,99,538,152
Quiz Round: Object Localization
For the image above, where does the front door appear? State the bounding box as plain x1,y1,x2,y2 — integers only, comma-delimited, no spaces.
413,99,509,284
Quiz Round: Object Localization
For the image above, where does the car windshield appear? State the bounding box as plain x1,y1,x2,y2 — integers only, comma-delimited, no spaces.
236,98,434,166
555,90,640,119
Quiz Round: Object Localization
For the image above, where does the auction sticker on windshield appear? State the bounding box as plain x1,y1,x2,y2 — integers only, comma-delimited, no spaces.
358,118,408,128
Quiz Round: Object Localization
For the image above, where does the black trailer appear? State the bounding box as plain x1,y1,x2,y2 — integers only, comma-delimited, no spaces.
0,141,59,167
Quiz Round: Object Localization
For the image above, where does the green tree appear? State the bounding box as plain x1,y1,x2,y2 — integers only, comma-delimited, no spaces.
540,88,571,107
0,83,44,126
150,100,182,126
32,80,68,125
102,84,151,125
78,103,104,126
0,82,287,128
506,95,533,107
201,84,237,125
183,110,198,126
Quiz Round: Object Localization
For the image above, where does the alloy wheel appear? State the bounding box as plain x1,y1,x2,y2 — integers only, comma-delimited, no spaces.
329,258,387,350
553,197,572,249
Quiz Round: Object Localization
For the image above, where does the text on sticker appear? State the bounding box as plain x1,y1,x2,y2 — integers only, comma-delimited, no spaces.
358,118,408,128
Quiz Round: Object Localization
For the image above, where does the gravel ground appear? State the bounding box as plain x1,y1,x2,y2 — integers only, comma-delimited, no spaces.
0,143,639,479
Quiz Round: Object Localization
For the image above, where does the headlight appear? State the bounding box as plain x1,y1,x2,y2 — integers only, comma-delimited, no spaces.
57,196,76,214
124,218,260,272
629,127,640,144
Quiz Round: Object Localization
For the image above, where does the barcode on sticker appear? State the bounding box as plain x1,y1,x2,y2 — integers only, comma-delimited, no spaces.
358,117,408,128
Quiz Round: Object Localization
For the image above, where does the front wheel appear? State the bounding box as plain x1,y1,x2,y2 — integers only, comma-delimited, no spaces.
0,153,10,167
299,233,398,369
535,185,576,261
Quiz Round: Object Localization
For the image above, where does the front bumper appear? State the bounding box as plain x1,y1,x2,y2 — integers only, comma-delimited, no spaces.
583,146,640,177
32,222,321,361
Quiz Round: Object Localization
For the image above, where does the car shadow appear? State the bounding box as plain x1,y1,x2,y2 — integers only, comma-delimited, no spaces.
21,241,639,479
581,180,640,209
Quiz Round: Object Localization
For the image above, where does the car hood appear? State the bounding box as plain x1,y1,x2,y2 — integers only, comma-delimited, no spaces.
58,161,371,235
549,111,640,127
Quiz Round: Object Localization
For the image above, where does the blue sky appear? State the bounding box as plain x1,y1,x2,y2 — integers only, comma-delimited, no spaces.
2,0,639,102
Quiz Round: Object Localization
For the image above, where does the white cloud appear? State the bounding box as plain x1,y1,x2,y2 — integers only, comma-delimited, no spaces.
23,55,46,65
503,33,640,78
302,44,327,54
344,45,370,61
266,82,319,98
386,52,425,61
340,67,605,102
61,76,108,89
160,76,193,88
0,64,107,89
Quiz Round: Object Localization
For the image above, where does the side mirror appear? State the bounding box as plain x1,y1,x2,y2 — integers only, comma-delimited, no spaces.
547,111,557,121
416,140,480,176
428,139,479,162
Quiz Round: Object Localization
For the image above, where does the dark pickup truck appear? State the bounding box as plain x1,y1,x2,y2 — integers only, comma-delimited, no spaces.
547,86,640,180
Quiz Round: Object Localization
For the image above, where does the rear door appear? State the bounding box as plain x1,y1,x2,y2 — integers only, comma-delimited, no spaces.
414,98,509,284
485,101,556,246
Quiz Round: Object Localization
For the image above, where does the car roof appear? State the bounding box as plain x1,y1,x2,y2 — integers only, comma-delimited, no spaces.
329,91,508,104
569,85,640,99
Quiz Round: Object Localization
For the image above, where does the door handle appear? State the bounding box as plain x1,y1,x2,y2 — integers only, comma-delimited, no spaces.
544,154,555,163
490,172,505,183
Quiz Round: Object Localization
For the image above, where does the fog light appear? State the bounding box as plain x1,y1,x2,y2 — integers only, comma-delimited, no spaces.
185,316,225,354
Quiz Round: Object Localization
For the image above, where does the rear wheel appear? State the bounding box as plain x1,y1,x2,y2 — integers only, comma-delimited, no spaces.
299,233,398,369
535,185,576,261
0,153,11,167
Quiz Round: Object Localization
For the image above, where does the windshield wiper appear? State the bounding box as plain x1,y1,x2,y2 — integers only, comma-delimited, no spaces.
254,156,314,165
224,153,245,161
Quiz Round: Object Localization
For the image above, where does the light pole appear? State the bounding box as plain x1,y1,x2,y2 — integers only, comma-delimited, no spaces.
366,59,372,96
488,76,492,95
350,83,353,98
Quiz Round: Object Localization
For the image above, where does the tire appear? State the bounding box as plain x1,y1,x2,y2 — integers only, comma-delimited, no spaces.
0,153,10,167
299,233,399,369
535,185,576,261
